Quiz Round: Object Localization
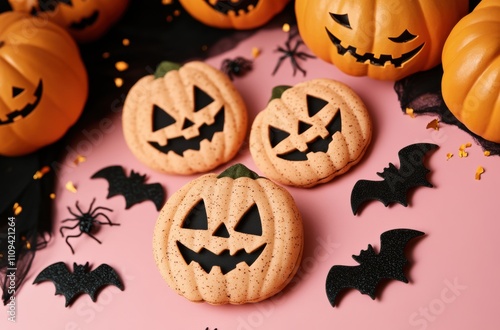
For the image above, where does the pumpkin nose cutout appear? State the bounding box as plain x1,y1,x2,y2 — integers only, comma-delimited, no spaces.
298,121,312,134
213,223,230,238
182,118,195,129
12,87,24,98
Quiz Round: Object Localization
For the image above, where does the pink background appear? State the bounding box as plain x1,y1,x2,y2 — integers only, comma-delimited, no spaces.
4,26,499,330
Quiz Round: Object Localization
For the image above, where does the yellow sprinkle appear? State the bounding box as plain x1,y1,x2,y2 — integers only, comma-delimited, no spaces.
282,23,290,32
122,38,130,46
26,241,31,249
102,52,110,59
459,150,468,158
426,118,439,130
251,47,261,58
446,153,453,160
484,150,491,157
13,203,22,215
50,193,56,199
33,166,50,179
405,107,415,118
475,166,485,180
465,142,472,148
114,78,123,88
73,155,86,165
65,181,77,193
115,61,129,71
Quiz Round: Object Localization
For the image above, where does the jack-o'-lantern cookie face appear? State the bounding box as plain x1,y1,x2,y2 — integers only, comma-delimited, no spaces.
250,79,372,187
295,0,469,80
153,164,303,304
122,61,247,175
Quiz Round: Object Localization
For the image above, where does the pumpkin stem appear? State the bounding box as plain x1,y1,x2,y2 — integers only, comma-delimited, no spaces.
0,41,4,48
269,85,291,102
154,61,182,79
217,164,262,180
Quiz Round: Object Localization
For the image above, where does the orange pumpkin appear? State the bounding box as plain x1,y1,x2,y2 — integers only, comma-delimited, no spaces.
295,0,469,80
0,12,88,156
7,0,130,43
179,0,290,29
442,0,500,143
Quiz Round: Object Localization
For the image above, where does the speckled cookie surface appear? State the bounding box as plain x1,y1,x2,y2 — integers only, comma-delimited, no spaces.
122,61,247,175
249,78,372,188
152,164,304,304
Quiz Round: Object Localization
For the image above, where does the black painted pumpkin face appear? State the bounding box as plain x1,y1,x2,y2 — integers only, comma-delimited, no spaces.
203,0,260,16
122,61,247,175
0,79,43,126
34,0,130,42
249,79,372,187
152,164,304,304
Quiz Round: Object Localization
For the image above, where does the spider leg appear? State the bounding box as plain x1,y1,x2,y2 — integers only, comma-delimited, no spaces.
90,206,113,217
86,232,102,245
272,55,287,75
94,212,120,226
61,217,79,223
64,233,84,254
67,207,79,218
60,223,80,237
290,56,307,77
86,198,97,214
75,201,85,215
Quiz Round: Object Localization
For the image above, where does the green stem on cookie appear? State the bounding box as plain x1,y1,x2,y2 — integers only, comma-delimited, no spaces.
269,85,291,102
154,61,182,79
217,164,262,180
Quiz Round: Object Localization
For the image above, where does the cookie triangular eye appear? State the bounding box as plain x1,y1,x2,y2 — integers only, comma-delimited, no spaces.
194,86,214,112
12,87,24,98
181,199,208,230
307,95,329,117
298,120,312,134
269,126,290,148
152,104,176,132
234,204,262,236
329,13,351,29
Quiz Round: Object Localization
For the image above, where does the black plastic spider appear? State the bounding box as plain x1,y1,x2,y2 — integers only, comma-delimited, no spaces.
272,30,316,77
60,198,118,254
220,56,253,80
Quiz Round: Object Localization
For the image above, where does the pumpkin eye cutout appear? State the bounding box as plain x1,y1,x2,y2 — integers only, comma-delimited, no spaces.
181,199,208,230
330,12,351,29
38,0,73,12
269,126,290,148
389,29,417,43
203,0,260,16
152,104,176,132
194,85,214,112
12,87,24,98
234,204,262,236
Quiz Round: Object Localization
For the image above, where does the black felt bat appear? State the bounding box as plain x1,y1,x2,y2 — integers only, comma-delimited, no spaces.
351,143,438,215
91,165,165,211
325,228,424,307
33,262,124,307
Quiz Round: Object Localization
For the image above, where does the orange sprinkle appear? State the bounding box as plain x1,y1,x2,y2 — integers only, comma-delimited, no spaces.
426,118,439,130
115,61,129,71
251,47,261,58
13,202,22,215
33,166,50,179
73,155,86,165
65,181,77,193
114,78,123,88
484,150,491,157
122,38,130,46
102,52,110,59
174,9,180,16
50,193,56,199
459,149,468,158
26,241,31,249
405,108,415,118
162,0,172,4
446,153,453,160
282,23,290,32
475,166,485,180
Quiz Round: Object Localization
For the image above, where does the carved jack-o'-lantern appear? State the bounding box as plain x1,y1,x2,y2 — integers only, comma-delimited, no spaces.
122,61,247,175
6,0,130,42
295,0,469,80
250,79,372,187
153,163,304,304
0,12,88,156
179,0,290,29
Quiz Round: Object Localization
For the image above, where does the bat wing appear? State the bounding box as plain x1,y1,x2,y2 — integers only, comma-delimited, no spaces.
351,179,405,215
142,182,165,211
91,165,128,199
86,264,124,301
33,262,80,307
326,264,379,307
377,229,425,283
397,143,438,190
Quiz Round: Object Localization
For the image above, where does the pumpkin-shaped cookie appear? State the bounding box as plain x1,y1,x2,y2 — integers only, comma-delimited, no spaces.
0,12,88,156
295,0,469,80
179,0,290,30
153,163,304,304
250,79,372,188
122,61,247,175
442,0,500,143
